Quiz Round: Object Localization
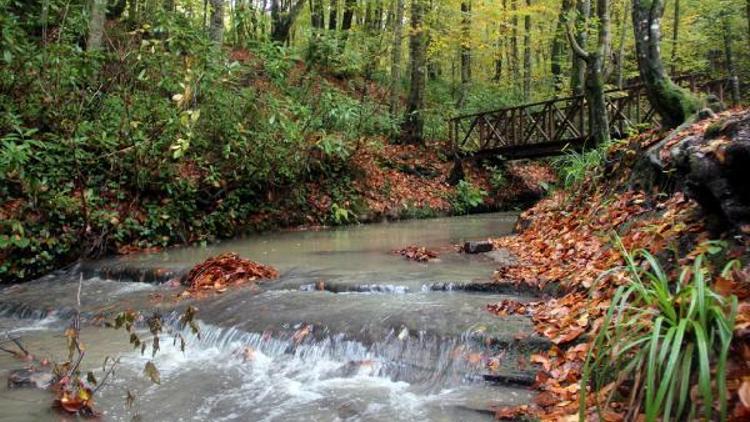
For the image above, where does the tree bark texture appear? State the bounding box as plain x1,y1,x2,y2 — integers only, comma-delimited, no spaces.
571,0,590,96
271,0,306,43
457,1,471,109
389,0,405,117
401,0,427,145
209,0,224,45
87,0,107,51
632,0,700,128
551,0,573,94
522,0,532,100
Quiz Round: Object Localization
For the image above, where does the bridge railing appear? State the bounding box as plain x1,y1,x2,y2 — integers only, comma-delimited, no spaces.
449,75,736,160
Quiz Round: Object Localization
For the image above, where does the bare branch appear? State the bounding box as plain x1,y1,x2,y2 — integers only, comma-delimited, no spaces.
566,21,590,60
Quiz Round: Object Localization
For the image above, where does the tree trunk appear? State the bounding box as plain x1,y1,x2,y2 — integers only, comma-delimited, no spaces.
571,0,590,96
340,0,356,45
328,0,338,30
271,0,306,43
616,4,628,88
310,0,324,29
209,0,225,45
632,0,700,128
128,0,138,24
669,0,680,75
389,0,405,117
87,0,107,51
457,1,471,109
723,14,741,105
511,0,519,81
567,0,610,145
401,0,427,145
588,0,610,145
522,0,532,100
551,0,574,94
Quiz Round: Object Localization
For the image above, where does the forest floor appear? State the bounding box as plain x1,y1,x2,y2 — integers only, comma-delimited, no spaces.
484,108,750,420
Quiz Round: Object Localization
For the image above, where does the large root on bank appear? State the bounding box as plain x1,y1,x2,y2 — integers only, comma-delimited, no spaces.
181,253,279,295
662,110,750,234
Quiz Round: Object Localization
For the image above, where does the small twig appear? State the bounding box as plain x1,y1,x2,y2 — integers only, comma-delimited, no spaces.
67,275,85,377
10,337,29,357
92,358,120,394
0,345,21,356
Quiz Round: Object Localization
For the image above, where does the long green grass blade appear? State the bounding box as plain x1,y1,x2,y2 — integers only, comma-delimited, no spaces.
645,317,664,420
693,322,713,420
654,319,687,416
676,343,694,419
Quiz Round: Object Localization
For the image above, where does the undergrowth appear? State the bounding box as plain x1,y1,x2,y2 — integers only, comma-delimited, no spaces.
582,237,737,421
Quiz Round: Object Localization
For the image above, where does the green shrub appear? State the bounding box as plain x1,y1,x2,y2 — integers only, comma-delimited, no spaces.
451,180,487,215
581,238,737,421
553,141,610,189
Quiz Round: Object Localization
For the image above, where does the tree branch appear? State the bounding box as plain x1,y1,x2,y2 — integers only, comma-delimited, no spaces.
566,21,590,60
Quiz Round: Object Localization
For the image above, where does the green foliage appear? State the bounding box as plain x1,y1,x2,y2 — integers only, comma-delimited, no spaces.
553,141,610,189
0,3,397,282
451,180,487,215
581,238,737,421
485,164,508,191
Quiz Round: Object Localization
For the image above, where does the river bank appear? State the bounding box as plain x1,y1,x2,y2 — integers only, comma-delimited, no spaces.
486,109,750,420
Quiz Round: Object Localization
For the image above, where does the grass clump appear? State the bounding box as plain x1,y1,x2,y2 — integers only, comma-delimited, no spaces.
581,238,737,421
553,141,610,189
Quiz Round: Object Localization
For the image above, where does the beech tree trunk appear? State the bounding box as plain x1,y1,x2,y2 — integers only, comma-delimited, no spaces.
568,0,610,145
128,0,138,23
493,0,507,82
389,0,405,117
632,0,700,128
401,0,427,145
271,0,306,43
571,0,590,96
340,0,356,45
723,14,741,104
457,1,471,109
328,0,338,30
522,0,532,100
87,0,107,51
616,4,628,88
209,0,224,45
310,0,324,29
551,0,574,94
670,0,680,74
511,0,519,81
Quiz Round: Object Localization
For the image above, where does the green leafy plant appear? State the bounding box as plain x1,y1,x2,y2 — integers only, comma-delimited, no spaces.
452,180,487,215
581,238,737,421
553,141,610,189
485,164,508,191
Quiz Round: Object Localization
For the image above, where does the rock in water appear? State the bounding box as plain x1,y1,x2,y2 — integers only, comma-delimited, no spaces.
7,368,55,389
464,240,493,254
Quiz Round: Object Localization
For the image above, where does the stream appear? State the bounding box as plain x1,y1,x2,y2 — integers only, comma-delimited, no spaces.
0,212,545,421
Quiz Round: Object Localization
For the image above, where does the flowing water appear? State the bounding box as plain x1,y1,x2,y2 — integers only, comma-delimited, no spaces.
0,213,544,421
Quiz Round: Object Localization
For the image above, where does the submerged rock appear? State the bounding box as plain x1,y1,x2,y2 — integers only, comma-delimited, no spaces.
7,368,55,389
464,241,493,254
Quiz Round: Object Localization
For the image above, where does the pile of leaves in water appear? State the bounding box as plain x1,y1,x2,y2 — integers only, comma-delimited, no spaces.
392,245,439,262
181,253,279,296
485,119,750,420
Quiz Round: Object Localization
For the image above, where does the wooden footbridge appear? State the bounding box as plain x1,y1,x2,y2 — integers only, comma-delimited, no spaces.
449,75,737,161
